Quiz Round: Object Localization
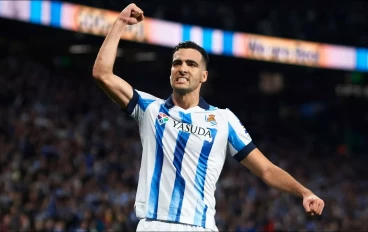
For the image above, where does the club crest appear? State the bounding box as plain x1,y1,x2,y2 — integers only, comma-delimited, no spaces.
205,114,217,126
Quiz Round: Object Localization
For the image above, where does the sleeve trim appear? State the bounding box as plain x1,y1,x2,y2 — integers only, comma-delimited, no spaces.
122,89,139,115
233,142,256,162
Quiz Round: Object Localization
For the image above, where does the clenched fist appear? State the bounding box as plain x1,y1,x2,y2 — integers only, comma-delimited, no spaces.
119,3,144,25
303,194,325,216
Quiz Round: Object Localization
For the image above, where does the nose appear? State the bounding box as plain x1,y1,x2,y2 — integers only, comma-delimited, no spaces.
178,70,187,76
178,62,188,74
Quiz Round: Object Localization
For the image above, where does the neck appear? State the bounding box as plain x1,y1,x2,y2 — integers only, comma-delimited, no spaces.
172,91,200,110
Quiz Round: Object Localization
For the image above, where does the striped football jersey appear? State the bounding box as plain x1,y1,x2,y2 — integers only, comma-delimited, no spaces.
124,89,256,231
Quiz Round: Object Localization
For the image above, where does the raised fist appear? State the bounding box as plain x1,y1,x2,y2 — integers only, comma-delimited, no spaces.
119,3,144,25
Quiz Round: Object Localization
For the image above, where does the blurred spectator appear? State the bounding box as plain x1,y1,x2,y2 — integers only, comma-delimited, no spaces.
0,55,367,231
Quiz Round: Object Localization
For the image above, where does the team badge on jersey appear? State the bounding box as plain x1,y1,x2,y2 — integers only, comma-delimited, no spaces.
157,112,169,125
205,114,217,126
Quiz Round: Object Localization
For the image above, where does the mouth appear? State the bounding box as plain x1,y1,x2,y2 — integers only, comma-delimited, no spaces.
175,76,189,84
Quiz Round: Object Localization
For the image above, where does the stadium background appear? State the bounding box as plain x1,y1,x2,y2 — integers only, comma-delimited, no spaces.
0,0,367,231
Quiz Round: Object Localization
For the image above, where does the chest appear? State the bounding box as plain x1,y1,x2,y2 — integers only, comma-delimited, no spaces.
151,109,228,145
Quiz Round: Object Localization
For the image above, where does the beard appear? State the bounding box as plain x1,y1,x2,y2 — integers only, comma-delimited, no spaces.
172,85,193,95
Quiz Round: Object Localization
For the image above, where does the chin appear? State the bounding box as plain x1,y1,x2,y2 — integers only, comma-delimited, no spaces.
173,86,191,95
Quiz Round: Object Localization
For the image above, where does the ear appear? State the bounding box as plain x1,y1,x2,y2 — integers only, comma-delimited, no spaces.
201,70,208,83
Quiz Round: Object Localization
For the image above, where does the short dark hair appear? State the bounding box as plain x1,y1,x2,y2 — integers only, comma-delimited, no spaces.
173,41,209,69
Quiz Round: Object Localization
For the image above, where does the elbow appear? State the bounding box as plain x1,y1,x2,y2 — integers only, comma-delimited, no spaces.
92,69,100,79
92,67,111,81
92,60,112,80
92,66,103,79
261,164,276,185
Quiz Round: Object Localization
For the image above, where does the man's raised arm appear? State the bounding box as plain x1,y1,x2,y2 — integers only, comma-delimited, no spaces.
92,4,144,109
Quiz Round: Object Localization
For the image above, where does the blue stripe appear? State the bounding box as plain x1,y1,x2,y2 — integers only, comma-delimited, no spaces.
182,24,191,42
180,112,192,124
168,112,192,221
202,28,213,52
223,31,234,55
138,96,155,112
228,123,245,151
30,1,42,24
147,105,170,219
193,128,218,227
356,49,368,71
208,105,217,111
194,203,203,225
50,1,62,27
202,205,208,226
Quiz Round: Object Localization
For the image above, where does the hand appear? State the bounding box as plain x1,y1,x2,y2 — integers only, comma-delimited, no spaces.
303,194,325,216
119,3,144,25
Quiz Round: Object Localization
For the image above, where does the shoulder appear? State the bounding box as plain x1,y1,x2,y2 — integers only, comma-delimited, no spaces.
136,90,163,102
207,107,243,125
204,105,233,115
201,105,233,123
134,89,166,110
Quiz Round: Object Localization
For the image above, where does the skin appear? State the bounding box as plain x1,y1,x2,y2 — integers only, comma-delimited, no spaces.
169,48,208,109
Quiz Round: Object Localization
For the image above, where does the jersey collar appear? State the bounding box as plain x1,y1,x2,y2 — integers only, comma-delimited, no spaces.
164,95,210,110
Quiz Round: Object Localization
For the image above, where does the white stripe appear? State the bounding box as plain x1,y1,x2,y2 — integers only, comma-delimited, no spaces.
203,136,224,203
41,0,50,25
0,1,30,21
202,134,224,229
190,26,203,46
158,119,178,217
180,134,202,220
16,1,30,21
324,45,356,69
233,33,245,57
60,3,75,30
0,1,16,18
148,19,182,47
228,142,238,158
212,30,223,55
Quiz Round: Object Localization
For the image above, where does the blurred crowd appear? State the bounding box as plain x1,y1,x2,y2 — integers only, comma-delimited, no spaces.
69,0,368,47
0,53,367,232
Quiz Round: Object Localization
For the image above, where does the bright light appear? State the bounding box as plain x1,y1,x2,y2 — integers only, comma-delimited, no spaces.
69,45,91,54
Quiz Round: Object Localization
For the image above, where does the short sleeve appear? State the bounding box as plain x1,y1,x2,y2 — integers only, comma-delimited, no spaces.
123,88,158,122
226,108,256,162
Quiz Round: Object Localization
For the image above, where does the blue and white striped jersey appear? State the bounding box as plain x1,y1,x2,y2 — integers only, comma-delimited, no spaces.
124,89,256,231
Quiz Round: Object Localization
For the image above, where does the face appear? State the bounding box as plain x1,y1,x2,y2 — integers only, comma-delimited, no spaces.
170,48,208,95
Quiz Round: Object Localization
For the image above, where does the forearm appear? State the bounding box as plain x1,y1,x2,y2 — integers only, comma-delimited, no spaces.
93,18,126,77
262,165,312,198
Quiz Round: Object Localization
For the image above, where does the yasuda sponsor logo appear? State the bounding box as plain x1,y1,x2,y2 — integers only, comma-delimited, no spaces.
173,120,212,139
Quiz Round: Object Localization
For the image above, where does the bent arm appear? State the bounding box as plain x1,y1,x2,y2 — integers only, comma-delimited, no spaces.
92,18,133,109
241,148,313,198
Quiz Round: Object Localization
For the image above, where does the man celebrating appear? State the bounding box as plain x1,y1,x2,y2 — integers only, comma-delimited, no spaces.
92,3,324,231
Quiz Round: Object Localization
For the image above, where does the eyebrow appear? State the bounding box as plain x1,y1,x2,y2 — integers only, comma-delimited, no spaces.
172,59,199,65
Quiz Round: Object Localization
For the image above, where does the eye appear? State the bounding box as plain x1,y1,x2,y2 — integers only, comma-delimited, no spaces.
172,61,181,66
